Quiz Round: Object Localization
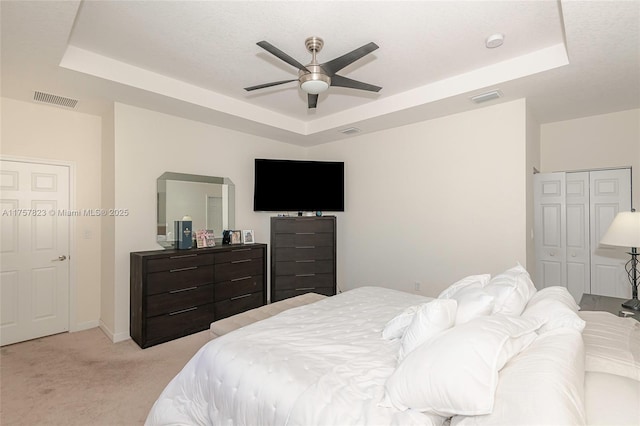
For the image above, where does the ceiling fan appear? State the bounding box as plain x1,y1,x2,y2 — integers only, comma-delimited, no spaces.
244,36,382,109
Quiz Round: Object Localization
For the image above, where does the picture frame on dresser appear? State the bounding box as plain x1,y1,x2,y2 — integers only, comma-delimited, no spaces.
242,229,255,244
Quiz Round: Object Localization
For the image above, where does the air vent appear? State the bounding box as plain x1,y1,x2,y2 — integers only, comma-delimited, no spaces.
340,127,361,135
33,91,78,109
470,90,503,104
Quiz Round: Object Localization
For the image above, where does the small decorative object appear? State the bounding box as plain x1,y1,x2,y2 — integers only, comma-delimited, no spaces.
222,230,231,245
600,209,640,311
230,230,242,244
242,230,255,244
175,215,193,249
196,229,216,248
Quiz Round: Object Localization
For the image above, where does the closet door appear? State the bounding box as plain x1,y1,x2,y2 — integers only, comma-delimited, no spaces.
533,172,566,290
590,168,632,298
565,173,591,302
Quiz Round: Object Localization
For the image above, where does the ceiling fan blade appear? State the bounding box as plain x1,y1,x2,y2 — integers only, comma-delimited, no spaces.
308,94,318,109
257,41,310,73
320,42,379,75
244,79,297,91
330,75,382,92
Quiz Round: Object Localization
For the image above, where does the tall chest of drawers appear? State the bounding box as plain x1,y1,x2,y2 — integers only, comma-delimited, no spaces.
130,244,266,348
270,216,336,302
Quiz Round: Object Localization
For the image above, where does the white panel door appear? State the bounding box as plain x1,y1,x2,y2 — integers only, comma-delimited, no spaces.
0,160,70,346
590,168,632,298
565,172,590,302
534,172,566,290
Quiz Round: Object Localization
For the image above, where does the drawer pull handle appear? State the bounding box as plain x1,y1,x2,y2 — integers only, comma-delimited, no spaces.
169,307,198,316
169,286,198,294
295,232,316,235
232,248,251,252
170,266,198,273
232,259,251,264
295,260,316,263
169,254,198,259
295,273,316,277
295,246,316,249
231,276,252,282
231,293,252,301
295,287,316,291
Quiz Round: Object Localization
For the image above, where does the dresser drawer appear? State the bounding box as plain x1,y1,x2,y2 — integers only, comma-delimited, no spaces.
273,273,333,290
215,258,263,282
146,265,214,295
215,247,263,264
273,218,334,234
215,292,264,320
146,284,214,317
273,287,335,302
146,253,214,273
215,275,264,302
274,232,334,248
274,246,334,262
145,302,214,345
275,260,334,276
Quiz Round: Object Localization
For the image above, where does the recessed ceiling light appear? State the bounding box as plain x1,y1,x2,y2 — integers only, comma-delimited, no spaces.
485,33,505,49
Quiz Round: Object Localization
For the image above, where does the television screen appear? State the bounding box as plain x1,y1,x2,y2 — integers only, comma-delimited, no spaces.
253,159,344,212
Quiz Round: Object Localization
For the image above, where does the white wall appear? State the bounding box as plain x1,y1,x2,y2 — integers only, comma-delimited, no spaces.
309,99,530,296
111,103,305,339
540,109,640,206
1,97,102,331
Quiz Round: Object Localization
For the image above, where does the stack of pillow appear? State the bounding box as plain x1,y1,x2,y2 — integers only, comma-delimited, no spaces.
380,264,587,424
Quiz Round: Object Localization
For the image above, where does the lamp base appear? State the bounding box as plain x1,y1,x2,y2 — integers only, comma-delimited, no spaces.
621,298,640,311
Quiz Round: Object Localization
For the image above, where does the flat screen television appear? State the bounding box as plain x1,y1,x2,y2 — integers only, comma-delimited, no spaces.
253,158,344,212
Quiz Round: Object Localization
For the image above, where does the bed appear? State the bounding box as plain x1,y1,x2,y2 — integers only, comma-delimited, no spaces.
146,266,640,426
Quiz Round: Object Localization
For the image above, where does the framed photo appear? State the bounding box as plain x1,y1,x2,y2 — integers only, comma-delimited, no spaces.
196,229,216,248
230,230,242,244
242,229,255,244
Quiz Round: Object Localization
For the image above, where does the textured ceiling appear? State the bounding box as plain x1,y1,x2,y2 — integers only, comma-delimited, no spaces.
1,1,639,146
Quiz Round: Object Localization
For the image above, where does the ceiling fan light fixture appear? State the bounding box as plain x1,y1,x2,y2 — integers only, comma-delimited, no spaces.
300,72,331,94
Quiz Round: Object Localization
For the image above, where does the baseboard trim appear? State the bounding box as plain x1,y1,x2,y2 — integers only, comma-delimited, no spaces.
69,320,99,332
99,320,131,343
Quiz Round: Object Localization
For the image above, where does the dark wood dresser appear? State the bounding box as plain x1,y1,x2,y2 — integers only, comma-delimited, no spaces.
270,216,336,302
130,243,266,348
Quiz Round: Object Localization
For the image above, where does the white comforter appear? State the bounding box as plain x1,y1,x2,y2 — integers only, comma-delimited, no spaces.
146,286,440,426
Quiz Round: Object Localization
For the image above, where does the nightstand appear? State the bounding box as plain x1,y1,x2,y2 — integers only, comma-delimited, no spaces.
579,293,640,322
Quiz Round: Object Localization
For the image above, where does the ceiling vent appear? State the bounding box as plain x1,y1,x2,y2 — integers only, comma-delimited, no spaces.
33,91,78,109
470,90,503,104
340,127,361,135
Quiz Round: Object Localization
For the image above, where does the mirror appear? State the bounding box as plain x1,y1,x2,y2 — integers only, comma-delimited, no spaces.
157,172,235,248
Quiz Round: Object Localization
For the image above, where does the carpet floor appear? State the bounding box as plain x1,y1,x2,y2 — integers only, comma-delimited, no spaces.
0,327,212,425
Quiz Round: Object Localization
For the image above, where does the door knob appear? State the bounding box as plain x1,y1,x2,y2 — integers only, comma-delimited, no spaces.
52,255,67,261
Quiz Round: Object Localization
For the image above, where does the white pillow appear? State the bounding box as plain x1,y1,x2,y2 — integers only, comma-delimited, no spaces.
399,299,457,361
522,286,585,333
450,287,495,325
382,304,421,340
438,274,491,299
484,264,537,316
526,286,580,312
451,328,586,426
382,315,542,417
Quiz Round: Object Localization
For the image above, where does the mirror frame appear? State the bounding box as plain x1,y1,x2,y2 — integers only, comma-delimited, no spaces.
157,172,235,248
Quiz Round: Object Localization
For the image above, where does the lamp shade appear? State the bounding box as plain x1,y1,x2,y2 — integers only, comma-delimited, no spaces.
600,211,640,248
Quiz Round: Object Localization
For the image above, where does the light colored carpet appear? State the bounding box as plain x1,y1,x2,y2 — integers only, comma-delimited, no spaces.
0,327,212,425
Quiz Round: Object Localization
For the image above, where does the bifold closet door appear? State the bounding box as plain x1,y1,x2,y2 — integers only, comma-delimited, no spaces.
534,168,632,302
589,168,632,298
534,172,567,292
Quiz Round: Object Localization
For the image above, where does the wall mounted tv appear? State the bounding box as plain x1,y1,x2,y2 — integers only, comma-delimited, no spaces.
253,159,345,213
